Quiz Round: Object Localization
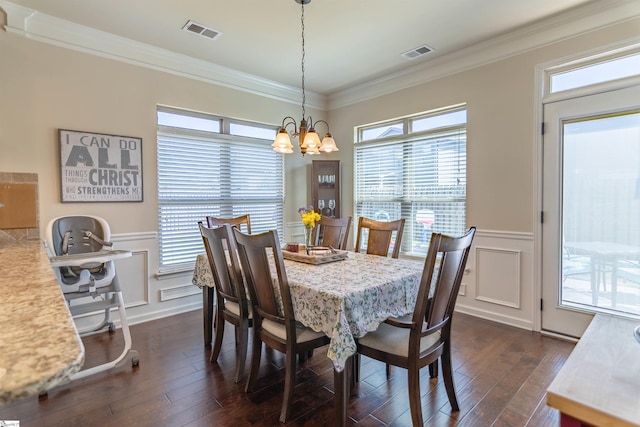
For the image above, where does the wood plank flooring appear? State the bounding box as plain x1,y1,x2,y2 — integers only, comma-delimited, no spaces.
0,310,575,426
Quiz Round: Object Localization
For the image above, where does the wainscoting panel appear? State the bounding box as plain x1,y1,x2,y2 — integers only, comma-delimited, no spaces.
112,232,155,308
115,250,149,307
160,284,202,302
475,247,521,308
454,229,535,331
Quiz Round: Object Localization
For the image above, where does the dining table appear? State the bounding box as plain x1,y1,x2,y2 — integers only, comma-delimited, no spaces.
192,249,424,425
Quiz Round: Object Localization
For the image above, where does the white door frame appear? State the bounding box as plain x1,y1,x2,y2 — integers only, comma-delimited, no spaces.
533,40,640,335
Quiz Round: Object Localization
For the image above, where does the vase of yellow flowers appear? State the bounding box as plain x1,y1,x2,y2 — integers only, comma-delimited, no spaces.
298,205,321,250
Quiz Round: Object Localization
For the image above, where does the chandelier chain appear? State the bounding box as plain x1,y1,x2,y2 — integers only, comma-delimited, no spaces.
300,0,306,119
270,0,337,155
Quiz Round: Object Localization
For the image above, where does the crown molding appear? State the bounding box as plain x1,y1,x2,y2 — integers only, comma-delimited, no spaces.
327,0,640,110
1,0,638,112
0,0,327,110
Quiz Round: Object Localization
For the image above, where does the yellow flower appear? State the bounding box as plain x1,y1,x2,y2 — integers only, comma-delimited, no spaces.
299,206,321,229
301,211,321,228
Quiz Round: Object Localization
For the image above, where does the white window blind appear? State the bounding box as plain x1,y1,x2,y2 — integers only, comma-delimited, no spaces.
355,107,467,256
157,112,283,272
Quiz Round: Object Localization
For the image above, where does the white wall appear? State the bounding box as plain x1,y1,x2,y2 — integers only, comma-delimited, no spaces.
1,2,639,329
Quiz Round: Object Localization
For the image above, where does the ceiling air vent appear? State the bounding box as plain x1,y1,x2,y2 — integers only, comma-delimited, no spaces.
402,45,433,60
182,20,221,40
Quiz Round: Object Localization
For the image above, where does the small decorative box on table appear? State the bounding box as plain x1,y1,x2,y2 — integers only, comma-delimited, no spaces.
282,247,348,265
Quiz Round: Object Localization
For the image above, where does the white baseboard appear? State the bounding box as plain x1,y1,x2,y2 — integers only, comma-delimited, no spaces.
125,302,202,326
73,301,202,332
455,303,534,331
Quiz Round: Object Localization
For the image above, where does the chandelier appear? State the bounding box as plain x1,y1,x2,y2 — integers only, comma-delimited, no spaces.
272,0,338,156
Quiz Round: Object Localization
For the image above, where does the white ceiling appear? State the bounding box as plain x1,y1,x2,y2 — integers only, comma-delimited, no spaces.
5,0,612,96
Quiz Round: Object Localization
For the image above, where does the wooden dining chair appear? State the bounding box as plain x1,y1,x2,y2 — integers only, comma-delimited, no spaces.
356,227,476,426
354,216,405,258
206,214,251,233
198,222,252,383
232,228,330,423
311,216,352,250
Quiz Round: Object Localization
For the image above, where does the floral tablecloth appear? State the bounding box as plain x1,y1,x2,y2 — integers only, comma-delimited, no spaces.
192,251,424,371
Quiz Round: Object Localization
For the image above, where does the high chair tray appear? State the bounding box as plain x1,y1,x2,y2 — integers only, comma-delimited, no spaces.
49,249,132,267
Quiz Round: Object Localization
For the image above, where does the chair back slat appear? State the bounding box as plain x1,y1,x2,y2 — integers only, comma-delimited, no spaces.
414,227,476,329
207,214,251,234
233,229,293,323
313,216,352,250
199,222,245,305
355,217,405,258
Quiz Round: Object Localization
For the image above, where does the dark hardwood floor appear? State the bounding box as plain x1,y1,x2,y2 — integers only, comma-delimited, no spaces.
0,310,574,426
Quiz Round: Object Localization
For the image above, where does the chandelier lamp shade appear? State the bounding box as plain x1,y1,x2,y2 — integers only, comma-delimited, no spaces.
271,0,338,156
272,117,337,155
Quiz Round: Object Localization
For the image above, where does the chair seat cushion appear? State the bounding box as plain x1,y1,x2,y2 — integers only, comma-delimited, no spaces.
262,319,326,343
225,300,252,319
358,316,441,357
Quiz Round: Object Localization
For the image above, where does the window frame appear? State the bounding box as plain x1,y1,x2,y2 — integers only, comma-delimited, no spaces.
543,44,640,103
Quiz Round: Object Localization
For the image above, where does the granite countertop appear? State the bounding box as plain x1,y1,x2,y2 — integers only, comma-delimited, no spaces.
0,240,84,404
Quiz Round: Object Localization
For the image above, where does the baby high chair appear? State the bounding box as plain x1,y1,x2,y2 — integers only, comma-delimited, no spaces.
45,215,139,381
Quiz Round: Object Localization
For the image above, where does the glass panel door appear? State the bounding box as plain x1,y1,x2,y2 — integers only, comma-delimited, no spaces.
542,85,640,337
562,113,640,314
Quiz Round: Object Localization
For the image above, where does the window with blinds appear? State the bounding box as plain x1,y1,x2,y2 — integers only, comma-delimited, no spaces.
157,108,283,272
354,106,467,256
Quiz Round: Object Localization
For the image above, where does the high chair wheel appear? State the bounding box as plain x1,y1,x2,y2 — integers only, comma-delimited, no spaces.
108,323,116,333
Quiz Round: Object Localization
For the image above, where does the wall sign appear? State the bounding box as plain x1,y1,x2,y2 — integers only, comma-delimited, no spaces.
59,129,143,202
